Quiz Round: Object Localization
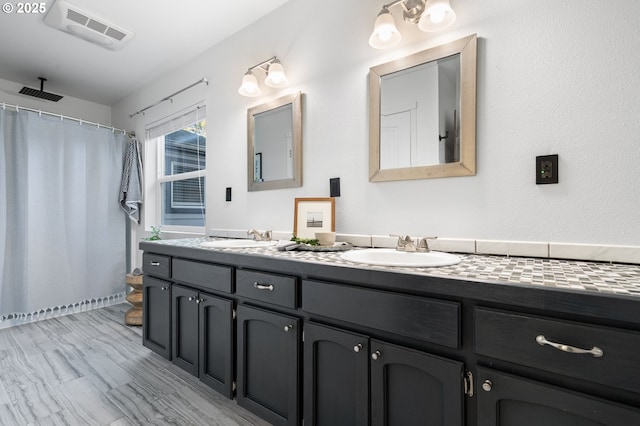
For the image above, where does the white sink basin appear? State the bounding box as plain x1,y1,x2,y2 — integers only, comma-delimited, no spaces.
200,240,277,249
341,248,461,268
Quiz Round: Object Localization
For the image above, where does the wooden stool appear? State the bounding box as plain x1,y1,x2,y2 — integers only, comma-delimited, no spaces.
125,273,143,326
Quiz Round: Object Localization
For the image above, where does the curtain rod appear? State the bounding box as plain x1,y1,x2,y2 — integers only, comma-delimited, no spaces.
129,77,208,119
1,102,134,137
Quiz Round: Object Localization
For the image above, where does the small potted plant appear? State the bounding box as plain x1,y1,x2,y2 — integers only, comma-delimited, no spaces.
146,225,162,241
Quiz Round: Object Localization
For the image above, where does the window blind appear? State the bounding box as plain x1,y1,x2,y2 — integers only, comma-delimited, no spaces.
146,104,206,140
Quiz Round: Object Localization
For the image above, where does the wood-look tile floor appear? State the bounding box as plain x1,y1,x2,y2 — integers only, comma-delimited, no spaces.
0,304,271,425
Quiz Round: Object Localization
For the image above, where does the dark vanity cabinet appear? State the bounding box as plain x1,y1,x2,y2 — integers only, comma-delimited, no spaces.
370,340,463,426
235,269,301,426
302,280,464,426
303,322,369,426
474,307,640,425
140,242,640,426
142,254,172,360
236,304,300,426
142,255,235,397
172,284,234,398
303,323,463,426
476,367,640,426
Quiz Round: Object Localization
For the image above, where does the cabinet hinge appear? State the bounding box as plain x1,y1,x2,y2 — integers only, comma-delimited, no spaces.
302,330,304,342
463,370,474,397
232,381,237,392
232,309,237,320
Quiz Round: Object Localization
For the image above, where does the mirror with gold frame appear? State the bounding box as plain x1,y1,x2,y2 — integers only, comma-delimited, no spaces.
248,92,302,191
369,34,477,182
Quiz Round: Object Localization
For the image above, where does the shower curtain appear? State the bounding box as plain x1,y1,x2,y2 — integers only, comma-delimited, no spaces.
0,108,127,326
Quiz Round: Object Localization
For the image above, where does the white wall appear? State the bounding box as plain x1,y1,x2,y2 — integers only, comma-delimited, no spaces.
0,77,111,124
112,0,640,247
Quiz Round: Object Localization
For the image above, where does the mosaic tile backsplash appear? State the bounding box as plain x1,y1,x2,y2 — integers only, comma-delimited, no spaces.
148,238,640,298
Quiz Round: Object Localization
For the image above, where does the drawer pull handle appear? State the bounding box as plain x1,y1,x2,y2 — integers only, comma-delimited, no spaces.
150,261,160,266
253,282,274,291
371,350,381,361
536,335,604,358
284,324,294,332
353,344,363,353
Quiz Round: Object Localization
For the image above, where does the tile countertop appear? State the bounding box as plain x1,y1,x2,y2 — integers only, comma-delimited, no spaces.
145,238,640,298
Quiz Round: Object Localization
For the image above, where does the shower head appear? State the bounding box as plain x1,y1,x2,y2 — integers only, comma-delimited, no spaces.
19,77,64,102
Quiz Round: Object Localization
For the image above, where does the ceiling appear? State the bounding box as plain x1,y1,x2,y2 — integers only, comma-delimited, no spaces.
0,0,290,106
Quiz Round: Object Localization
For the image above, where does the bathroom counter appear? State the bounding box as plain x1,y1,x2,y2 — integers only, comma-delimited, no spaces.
143,237,640,297
140,237,640,424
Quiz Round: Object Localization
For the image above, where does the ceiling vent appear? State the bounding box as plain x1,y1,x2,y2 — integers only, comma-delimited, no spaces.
43,0,134,51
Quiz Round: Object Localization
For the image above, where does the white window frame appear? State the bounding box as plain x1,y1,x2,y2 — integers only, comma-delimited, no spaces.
144,104,206,235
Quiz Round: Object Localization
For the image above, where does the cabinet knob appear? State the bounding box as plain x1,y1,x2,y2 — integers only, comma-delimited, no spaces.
482,380,492,392
284,324,294,332
371,350,382,361
196,298,202,304
188,296,195,302
160,286,168,291
353,343,363,353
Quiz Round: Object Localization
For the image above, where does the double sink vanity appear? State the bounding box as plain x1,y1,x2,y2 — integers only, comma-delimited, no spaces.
140,237,640,426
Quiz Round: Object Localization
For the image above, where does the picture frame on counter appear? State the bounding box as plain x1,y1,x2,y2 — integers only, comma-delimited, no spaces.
293,197,335,239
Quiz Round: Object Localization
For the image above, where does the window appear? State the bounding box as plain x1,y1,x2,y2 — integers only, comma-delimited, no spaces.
146,105,206,231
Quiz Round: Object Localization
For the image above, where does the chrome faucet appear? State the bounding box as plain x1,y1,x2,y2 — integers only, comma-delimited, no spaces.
391,234,417,252
247,229,272,241
391,235,437,252
416,236,437,252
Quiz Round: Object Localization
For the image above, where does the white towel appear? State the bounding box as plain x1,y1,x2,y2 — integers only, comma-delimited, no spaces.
119,139,143,223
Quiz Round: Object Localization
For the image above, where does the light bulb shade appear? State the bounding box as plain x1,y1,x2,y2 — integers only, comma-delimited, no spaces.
369,10,401,49
419,0,456,32
264,61,289,88
238,72,261,97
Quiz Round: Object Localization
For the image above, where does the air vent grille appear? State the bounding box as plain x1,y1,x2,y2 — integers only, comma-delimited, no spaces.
105,27,126,41
45,0,134,50
87,18,107,33
66,8,87,25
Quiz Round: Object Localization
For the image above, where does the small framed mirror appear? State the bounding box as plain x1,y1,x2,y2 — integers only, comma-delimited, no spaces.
369,34,477,182
248,92,302,191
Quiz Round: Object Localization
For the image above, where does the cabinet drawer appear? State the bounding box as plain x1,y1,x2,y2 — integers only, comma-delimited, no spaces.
302,280,460,349
172,259,232,293
143,253,171,279
236,270,297,309
475,308,640,394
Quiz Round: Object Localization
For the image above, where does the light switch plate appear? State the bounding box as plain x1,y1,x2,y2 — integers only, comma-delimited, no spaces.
330,177,341,197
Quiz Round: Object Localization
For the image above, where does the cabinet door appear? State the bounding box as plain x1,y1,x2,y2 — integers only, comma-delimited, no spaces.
172,285,199,375
303,322,369,426
199,293,234,398
142,276,171,360
370,340,464,426
477,367,640,426
237,305,300,426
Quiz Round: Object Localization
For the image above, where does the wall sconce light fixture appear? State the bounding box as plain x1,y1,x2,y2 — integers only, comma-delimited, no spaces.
238,56,289,97
369,0,456,49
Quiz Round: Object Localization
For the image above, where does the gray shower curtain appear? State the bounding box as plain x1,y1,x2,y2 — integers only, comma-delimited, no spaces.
0,108,127,326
